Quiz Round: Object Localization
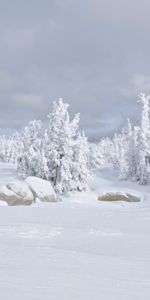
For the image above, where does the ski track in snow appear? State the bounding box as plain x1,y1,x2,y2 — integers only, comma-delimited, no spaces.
0,163,150,299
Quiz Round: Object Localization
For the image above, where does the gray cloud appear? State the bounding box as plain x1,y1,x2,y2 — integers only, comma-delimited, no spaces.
0,0,150,140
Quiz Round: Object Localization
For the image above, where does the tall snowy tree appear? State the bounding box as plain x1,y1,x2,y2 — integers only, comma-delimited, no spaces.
45,99,89,193
123,118,135,178
136,93,150,184
111,133,120,169
118,129,129,180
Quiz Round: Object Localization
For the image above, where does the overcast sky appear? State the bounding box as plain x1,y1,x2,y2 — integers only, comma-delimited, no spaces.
0,0,150,140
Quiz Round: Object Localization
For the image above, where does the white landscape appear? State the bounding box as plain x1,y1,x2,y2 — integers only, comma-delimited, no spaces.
1,1,150,298
0,94,150,299
0,161,150,300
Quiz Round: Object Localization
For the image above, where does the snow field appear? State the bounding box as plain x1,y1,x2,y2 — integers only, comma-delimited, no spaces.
0,163,150,299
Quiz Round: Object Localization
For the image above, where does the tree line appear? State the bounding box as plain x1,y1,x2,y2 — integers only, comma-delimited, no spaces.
0,93,150,193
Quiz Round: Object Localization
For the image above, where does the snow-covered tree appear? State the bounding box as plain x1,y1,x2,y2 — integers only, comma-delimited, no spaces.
3,91,150,190
36,149,49,180
88,143,102,169
109,93,150,184
118,129,130,180
17,120,43,177
111,133,120,169
71,132,89,191
136,93,150,184
45,99,89,193
0,133,22,164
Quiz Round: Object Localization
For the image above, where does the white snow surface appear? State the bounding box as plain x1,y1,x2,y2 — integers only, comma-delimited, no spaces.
0,162,150,299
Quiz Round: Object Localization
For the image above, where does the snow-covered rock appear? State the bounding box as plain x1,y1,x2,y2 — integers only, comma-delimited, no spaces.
25,176,58,202
97,192,141,202
0,180,34,206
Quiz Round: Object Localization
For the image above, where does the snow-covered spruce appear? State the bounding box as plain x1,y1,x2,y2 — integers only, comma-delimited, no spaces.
17,120,44,178
16,99,89,194
45,99,89,193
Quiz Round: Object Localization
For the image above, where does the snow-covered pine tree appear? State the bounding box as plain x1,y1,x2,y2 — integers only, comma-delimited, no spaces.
17,120,44,177
71,132,89,191
45,99,75,191
0,134,20,164
111,133,120,169
124,119,141,180
131,126,140,180
88,143,100,170
118,129,129,180
136,93,150,184
45,99,89,193
88,137,111,170
0,136,4,162
99,137,113,164
32,148,49,180
13,132,24,164
123,118,135,178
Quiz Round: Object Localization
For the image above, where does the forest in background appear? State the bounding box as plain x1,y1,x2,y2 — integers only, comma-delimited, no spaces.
0,93,149,194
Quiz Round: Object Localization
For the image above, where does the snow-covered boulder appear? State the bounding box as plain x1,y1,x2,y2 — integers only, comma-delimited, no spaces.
0,180,34,206
25,176,57,202
97,192,141,202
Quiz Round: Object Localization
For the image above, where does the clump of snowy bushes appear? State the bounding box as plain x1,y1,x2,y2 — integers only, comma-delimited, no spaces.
0,93,150,192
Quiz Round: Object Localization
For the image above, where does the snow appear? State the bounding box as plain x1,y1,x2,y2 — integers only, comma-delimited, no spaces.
0,162,150,299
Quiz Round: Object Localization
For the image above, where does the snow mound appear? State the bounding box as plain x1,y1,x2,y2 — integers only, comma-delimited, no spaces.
25,176,58,202
0,180,34,206
97,192,141,202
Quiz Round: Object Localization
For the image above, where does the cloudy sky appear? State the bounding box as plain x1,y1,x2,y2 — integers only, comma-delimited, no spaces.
0,0,150,140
